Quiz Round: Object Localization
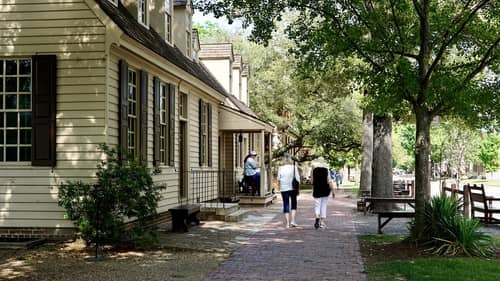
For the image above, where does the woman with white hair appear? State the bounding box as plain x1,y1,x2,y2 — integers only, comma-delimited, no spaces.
312,157,335,229
277,153,300,228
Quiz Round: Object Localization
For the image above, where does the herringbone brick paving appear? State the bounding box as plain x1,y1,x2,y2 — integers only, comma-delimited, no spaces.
203,191,367,281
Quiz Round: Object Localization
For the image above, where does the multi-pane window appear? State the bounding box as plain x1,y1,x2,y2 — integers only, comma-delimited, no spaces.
127,69,138,157
138,0,147,25
0,59,32,162
179,93,187,120
165,0,172,42
200,101,209,166
160,84,167,164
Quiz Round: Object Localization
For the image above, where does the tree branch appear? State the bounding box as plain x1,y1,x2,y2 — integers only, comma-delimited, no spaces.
425,0,491,84
461,37,500,85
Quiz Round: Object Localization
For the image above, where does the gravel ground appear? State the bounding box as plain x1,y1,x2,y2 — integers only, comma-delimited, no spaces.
0,207,279,281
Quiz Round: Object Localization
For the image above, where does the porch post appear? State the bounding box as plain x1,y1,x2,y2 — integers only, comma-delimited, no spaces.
260,130,265,197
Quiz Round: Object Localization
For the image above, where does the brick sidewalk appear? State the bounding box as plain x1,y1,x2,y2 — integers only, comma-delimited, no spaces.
204,190,367,281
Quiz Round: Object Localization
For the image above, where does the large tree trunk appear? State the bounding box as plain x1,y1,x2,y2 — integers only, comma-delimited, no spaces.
372,115,393,211
359,111,373,195
414,106,432,237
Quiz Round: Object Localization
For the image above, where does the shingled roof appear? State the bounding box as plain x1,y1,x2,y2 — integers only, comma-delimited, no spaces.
95,0,228,97
199,43,234,60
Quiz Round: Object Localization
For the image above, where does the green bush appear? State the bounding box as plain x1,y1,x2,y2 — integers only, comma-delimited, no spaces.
58,145,162,246
409,195,495,257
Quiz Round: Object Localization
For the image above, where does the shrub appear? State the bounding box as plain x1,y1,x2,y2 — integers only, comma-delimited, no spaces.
58,145,162,246
408,195,495,257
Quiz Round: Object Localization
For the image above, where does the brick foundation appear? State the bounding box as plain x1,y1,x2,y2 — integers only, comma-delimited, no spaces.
0,227,76,241
0,211,173,240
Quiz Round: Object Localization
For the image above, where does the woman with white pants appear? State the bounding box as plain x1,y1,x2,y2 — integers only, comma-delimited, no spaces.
311,158,335,229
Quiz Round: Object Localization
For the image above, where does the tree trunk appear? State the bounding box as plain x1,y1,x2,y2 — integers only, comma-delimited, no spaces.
372,115,393,211
414,106,432,237
359,111,373,195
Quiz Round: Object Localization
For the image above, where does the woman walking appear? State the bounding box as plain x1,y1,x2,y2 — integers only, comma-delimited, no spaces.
277,153,300,228
311,157,335,229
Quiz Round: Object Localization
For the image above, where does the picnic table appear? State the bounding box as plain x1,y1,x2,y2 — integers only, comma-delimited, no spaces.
364,197,416,234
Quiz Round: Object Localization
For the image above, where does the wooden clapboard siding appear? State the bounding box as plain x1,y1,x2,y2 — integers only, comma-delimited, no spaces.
0,0,106,228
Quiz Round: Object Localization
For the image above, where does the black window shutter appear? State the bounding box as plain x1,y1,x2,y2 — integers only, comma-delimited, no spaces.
153,77,160,166
119,60,128,160
198,99,203,166
168,84,176,166
207,103,212,167
140,70,148,163
32,55,57,167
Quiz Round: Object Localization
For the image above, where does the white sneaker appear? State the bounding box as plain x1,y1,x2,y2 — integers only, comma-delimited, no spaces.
319,223,327,229
290,222,298,227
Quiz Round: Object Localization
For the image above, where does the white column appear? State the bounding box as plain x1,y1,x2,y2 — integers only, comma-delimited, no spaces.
260,130,265,197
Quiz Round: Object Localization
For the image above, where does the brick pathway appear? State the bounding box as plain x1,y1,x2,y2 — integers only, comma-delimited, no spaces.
204,191,367,281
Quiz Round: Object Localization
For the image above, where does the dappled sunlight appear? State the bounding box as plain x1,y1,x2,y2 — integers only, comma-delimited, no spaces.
0,259,34,280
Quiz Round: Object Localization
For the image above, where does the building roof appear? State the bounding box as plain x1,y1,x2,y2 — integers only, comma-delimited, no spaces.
233,55,242,69
95,0,228,97
199,43,234,60
227,94,257,117
241,64,250,76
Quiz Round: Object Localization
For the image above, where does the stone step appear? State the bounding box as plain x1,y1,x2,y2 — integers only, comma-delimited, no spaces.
224,209,250,222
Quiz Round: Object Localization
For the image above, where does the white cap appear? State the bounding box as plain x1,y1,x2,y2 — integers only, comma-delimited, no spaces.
250,150,257,156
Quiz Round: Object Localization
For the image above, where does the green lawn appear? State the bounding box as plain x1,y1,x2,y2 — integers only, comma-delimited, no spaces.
367,258,500,281
361,235,500,281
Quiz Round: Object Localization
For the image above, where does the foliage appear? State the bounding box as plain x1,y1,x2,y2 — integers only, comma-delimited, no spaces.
195,20,363,160
395,120,481,177
408,195,494,257
195,0,500,237
58,145,163,246
477,134,500,173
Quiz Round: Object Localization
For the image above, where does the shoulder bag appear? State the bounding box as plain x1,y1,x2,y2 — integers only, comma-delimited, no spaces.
292,161,300,194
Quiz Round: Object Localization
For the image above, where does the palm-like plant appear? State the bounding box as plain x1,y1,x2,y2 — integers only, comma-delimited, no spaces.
409,195,495,257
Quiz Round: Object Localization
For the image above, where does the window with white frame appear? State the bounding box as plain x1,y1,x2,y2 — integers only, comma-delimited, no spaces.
0,59,32,162
138,0,148,26
127,69,138,157
165,0,172,42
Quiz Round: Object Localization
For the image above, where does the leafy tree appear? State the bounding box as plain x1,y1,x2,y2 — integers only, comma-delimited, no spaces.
196,20,363,161
477,134,500,174
194,21,232,43
196,0,500,236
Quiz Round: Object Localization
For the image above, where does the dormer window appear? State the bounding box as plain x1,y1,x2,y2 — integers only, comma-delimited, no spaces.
165,0,172,43
138,0,148,26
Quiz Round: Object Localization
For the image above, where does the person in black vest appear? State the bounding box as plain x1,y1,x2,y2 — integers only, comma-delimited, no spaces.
312,157,335,229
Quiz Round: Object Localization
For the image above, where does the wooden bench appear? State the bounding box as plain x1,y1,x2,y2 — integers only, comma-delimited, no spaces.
168,204,201,233
467,184,500,224
364,197,415,234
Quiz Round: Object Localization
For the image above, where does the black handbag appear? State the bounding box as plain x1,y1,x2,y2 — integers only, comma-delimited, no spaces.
292,161,300,191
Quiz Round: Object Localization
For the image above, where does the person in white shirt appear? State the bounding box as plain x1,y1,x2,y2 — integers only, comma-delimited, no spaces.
277,153,300,228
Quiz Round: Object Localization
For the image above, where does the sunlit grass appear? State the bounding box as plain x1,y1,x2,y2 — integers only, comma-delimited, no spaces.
367,258,500,281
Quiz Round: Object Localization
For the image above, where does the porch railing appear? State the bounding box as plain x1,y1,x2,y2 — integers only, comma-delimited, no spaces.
179,169,240,208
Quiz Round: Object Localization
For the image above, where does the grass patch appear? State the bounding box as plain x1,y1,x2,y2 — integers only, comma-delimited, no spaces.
493,237,500,247
367,258,500,281
358,234,405,243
